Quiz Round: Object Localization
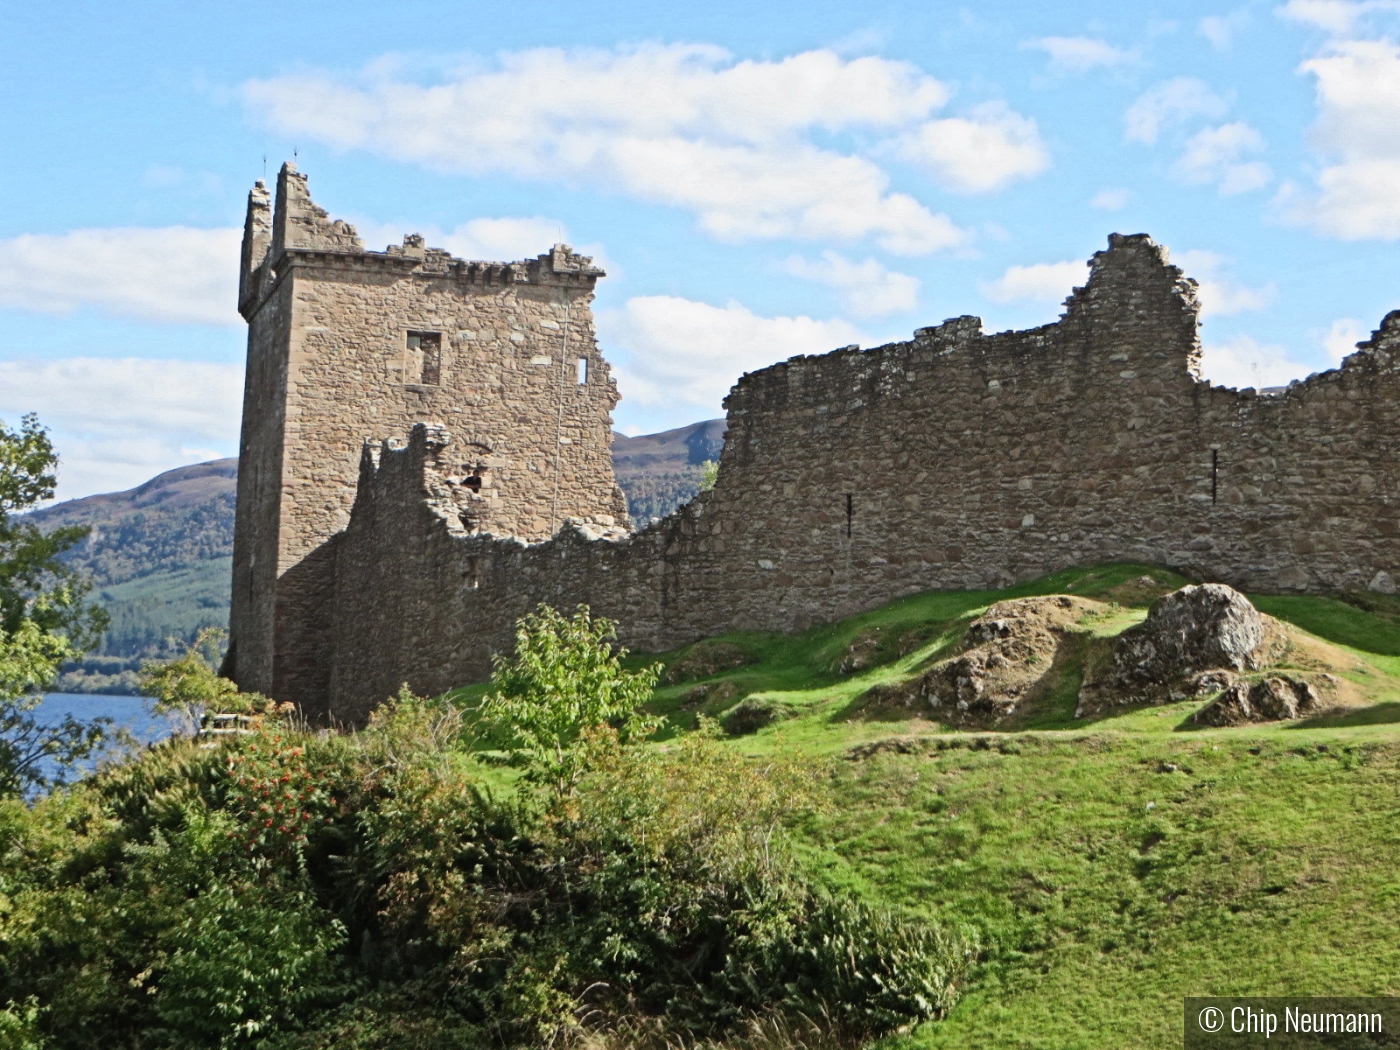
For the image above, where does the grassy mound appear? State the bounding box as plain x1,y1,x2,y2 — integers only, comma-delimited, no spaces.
594,562,1400,1047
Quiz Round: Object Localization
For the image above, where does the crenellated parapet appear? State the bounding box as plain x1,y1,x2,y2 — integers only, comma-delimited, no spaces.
238,163,604,322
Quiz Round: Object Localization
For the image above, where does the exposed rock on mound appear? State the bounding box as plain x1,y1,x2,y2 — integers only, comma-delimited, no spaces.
1192,674,1327,727
863,595,1102,727
664,640,755,684
721,696,784,736
1077,584,1286,717
679,679,741,709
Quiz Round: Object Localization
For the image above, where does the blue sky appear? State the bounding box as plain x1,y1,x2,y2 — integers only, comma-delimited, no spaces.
2,0,1398,499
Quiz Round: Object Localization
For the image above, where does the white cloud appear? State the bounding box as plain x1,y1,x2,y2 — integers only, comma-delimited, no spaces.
1198,334,1319,388
1124,77,1229,144
442,217,565,261
1279,0,1363,33
900,102,1051,194
1173,122,1272,194
0,227,241,326
1023,36,1135,73
0,357,243,500
782,251,920,318
1091,187,1131,210
242,45,1042,253
1175,250,1277,316
1276,0,1400,34
600,295,862,415
1287,39,1400,238
980,260,1088,304
1199,11,1250,49
1323,316,1367,362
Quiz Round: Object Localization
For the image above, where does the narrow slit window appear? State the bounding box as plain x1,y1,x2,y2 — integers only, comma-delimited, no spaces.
407,331,441,385
1211,448,1219,505
577,357,588,384
846,493,854,537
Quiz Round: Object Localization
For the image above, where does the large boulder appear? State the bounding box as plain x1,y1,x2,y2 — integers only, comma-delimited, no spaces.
1077,584,1283,716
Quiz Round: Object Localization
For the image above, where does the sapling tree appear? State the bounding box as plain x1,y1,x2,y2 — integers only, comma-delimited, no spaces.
0,414,110,796
477,604,662,798
140,627,278,735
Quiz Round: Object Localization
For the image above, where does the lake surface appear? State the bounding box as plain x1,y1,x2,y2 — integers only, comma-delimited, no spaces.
36,693,174,745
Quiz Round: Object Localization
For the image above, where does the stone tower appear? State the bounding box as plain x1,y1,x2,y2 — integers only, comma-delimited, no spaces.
228,163,628,715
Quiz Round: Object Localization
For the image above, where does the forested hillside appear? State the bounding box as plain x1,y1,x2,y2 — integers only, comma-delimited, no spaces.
35,423,723,692
29,460,237,693
611,418,725,521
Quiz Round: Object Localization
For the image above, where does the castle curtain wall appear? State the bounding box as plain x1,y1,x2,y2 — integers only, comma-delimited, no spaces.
323,236,1400,721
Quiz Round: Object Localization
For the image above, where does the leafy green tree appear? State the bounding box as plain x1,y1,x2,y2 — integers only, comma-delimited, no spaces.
140,627,277,736
0,415,109,797
477,604,661,798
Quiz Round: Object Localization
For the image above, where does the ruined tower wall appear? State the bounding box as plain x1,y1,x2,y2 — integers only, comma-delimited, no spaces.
229,165,627,717
321,235,1400,720
228,229,293,696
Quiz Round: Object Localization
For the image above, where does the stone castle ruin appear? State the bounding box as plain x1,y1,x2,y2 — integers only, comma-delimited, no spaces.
228,165,1400,723
228,164,627,707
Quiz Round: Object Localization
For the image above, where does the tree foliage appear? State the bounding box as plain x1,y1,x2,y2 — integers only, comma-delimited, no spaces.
0,415,109,797
698,458,719,492
0,697,975,1048
477,604,662,797
140,628,279,736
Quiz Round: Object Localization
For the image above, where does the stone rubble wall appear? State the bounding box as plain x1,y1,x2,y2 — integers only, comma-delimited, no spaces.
321,233,1400,721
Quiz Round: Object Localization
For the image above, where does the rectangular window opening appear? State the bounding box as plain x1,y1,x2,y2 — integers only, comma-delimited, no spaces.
1211,448,1219,505
577,357,588,384
846,493,854,538
408,330,442,385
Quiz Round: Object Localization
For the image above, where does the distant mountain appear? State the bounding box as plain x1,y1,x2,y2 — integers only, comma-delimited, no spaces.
34,423,724,692
612,418,726,522
28,460,238,694
31,459,238,587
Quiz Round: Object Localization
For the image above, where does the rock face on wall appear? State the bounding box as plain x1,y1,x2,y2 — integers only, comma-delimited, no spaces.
314,232,1400,722
228,164,627,716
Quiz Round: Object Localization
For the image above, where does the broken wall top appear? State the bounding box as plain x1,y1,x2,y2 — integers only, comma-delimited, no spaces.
239,163,604,319
721,232,1392,420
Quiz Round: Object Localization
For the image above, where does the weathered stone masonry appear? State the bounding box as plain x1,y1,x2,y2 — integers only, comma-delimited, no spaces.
320,234,1400,722
228,165,627,714
227,169,1400,723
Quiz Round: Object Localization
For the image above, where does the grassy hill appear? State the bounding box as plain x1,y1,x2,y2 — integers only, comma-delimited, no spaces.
33,425,725,692
11,561,1400,1046
488,562,1399,1048
27,459,237,693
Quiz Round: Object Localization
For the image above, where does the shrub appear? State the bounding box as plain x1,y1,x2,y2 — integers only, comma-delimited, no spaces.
0,668,976,1047
140,628,284,736
476,605,661,797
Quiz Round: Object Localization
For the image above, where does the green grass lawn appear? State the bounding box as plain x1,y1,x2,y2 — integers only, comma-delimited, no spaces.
582,564,1400,1048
